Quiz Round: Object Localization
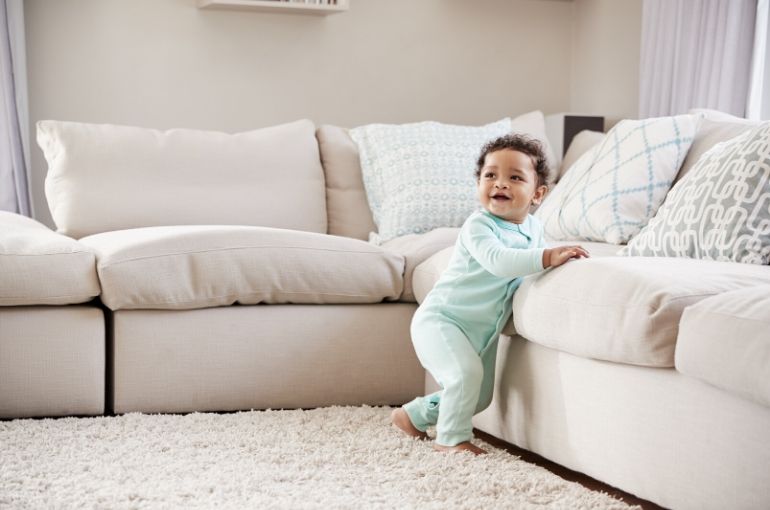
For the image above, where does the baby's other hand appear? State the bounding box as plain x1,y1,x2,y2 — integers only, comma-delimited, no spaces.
543,245,590,268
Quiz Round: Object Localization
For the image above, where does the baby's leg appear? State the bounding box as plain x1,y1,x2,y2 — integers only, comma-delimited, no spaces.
410,318,486,453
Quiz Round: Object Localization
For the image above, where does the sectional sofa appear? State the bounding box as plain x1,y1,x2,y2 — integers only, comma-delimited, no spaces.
0,112,768,510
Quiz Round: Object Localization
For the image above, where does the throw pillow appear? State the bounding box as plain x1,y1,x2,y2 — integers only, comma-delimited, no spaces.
350,118,512,244
620,121,770,264
534,114,698,244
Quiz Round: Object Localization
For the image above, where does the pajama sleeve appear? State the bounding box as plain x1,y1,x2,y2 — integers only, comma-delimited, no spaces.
461,215,545,278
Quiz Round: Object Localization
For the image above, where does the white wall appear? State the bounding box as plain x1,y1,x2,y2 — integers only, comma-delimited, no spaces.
569,0,643,128
24,0,642,226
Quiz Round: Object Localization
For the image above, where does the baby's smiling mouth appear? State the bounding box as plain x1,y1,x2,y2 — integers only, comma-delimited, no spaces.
491,193,511,201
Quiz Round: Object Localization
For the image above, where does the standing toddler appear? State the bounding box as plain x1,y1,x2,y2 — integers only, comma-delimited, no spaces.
391,134,588,454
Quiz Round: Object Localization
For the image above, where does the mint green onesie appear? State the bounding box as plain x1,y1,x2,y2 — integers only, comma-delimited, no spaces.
403,209,546,446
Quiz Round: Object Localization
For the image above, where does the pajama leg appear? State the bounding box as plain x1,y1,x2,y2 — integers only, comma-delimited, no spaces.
402,391,441,433
474,336,499,414
404,314,484,446
403,334,500,433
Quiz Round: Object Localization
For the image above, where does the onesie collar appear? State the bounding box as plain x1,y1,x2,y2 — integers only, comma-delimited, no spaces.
481,210,533,240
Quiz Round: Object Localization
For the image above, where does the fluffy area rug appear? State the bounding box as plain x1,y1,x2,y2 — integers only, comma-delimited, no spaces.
1,406,638,509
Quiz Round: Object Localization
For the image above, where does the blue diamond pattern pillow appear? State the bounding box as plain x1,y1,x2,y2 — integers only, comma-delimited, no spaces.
350,118,512,244
535,115,699,244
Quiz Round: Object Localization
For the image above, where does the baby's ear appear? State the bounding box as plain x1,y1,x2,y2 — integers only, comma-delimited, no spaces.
532,184,548,205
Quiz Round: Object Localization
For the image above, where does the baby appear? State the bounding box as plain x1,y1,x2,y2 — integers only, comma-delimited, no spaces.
391,134,588,454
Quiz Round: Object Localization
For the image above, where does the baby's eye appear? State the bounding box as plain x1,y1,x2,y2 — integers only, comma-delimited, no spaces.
484,172,495,179
510,175,523,181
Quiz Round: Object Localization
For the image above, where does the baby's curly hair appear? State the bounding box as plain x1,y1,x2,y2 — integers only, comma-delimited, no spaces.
475,134,550,187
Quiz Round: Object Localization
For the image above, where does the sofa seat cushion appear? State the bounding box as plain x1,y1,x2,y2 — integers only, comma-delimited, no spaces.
412,241,621,336
0,211,100,305
380,227,459,302
513,257,770,367
79,226,404,310
675,285,770,407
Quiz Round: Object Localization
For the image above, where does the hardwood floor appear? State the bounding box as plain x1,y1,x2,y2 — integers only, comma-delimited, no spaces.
475,429,667,510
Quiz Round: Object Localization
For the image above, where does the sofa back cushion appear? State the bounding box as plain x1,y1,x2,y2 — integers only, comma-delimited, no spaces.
38,119,327,239
673,118,753,184
556,129,605,182
316,125,377,240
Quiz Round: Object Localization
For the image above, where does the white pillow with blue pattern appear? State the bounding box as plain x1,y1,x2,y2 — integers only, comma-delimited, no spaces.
350,118,512,244
535,114,699,244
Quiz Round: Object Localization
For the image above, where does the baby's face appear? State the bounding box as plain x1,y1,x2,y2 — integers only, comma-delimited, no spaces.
477,149,546,224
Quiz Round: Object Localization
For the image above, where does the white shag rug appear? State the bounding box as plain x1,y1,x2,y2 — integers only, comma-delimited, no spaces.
0,406,639,509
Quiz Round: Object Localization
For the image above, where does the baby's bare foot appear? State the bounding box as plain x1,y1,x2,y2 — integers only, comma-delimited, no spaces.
433,441,487,455
391,408,429,440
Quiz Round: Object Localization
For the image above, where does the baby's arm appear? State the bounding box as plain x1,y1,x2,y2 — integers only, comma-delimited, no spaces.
462,219,546,278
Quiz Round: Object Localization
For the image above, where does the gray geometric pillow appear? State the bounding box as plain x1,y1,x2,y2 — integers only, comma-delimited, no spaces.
621,121,770,264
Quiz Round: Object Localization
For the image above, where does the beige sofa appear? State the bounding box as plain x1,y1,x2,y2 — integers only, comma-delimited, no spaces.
1,113,768,510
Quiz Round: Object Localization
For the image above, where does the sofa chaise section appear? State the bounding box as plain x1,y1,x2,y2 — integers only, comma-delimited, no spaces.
473,333,770,510
413,238,770,510
0,211,103,418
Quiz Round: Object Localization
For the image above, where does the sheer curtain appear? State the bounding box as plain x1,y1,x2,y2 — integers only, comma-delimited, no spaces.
639,0,758,119
747,0,770,120
0,0,29,216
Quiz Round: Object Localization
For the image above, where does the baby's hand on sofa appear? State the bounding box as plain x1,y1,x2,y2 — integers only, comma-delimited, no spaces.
543,246,590,268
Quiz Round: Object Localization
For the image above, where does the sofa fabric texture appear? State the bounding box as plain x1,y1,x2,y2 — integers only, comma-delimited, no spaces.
0,211,100,306
111,304,422,414
511,256,770,367
676,285,770,407
0,306,105,418
38,119,327,238
79,225,405,310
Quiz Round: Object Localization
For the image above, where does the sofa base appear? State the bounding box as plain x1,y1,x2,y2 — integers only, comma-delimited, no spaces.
473,334,770,510
112,303,422,414
0,306,105,418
